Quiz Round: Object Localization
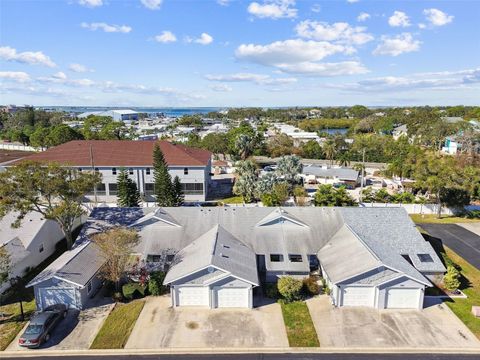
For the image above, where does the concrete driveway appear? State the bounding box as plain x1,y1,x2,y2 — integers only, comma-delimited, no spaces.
307,296,480,349
125,296,288,348
419,223,480,270
7,300,113,351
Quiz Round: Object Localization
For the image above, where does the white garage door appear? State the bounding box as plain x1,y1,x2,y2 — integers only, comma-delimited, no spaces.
177,286,209,307
386,288,421,309
215,287,249,308
39,287,77,310
341,286,375,307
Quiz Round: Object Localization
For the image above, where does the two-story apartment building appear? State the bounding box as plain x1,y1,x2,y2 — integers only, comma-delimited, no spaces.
16,140,212,202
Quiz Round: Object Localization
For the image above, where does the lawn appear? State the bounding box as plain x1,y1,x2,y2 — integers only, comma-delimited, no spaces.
280,301,319,347
410,214,480,224
0,299,36,351
219,196,245,204
90,300,145,349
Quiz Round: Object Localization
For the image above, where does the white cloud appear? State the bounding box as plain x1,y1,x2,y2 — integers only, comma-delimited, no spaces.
347,0,359,3
388,11,411,27
205,72,297,85
140,0,163,10
311,4,321,13
52,72,67,80
357,12,370,22
423,8,454,26
373,33,421,56
68,63,93,73
78,0,103,7
295,20,373,45
217,0,231,6
0,71,31,82
418,23,427,29
186,32,213,45
0,46,56,67
247,0,297,19
81,22,132,33
37,72,95,87
276,61,368,76
210,84,233,92
154,31,177,43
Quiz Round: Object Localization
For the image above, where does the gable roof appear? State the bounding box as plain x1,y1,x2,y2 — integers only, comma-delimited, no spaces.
14,140,211,167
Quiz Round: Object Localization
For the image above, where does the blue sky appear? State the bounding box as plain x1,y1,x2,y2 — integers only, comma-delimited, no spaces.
1,0,479,107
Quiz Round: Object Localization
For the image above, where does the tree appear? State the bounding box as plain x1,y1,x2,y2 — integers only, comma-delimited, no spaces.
82,116,128,140
323,139,337,165
293,186,308,206
172,176,184,206
29,127,51,150
233,160,258,203
301,140,323,159
201,133,229,156
267,133,294,158
0,246,10,286
0,161,101,249
276,155,303,193
46,124,83,146
153,144,175,207
314,184,357,207
91,227,140,292
235,134,255,160
256,172,280,198
277,276,303,303
443,266,461,292
117,168,140,207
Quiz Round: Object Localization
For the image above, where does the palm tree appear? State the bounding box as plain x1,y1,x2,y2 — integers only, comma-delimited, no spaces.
235,134,254,160
336,152,351,167
323,139,337,166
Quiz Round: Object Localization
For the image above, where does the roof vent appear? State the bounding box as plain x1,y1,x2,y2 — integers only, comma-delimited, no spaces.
220,253,229,258
222,244,230,249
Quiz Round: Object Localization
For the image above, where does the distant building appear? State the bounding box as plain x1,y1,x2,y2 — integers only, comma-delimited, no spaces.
77,109,139,123
302,165,359,187
392,124,408,140
271,124,320,146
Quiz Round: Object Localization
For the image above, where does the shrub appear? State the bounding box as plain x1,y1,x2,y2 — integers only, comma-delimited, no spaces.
122,282,146,300
443,266,461,292
264,283,279,299
277,276,303,303
148,271,167,296
302,277,320,296
465,210,480,219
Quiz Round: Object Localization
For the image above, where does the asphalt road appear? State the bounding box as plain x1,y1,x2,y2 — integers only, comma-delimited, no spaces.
2,354,479,360
419,223,480,270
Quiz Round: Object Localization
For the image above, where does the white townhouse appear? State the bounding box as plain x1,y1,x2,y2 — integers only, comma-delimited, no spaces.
16,140,212,202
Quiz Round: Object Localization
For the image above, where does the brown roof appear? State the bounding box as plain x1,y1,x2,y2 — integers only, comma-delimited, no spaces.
16,140,211,167
0,150,36,165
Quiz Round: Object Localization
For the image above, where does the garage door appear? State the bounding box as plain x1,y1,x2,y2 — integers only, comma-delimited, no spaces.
341,286,375,307
215,287,249,308
39,287,77,310
177,286,209,307
386,288,421,309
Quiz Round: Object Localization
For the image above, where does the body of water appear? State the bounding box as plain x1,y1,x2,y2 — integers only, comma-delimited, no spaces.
40,106,223,117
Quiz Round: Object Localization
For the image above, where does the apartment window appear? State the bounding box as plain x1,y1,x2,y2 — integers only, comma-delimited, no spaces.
95,183,106,196
184,168,189,175
270,254,284,262
417,254,434,263
288,254,303,262
145,183,155,195
94,168,99,173
166,254,175,262
108,183,118,195
180,182,204,195
129,168,134,175
147,255,161,263
112,168,117,175
39,244,44,253
87,281,92,294
146,168,151,175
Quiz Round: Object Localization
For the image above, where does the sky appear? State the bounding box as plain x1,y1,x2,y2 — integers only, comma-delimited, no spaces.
0,0,479,107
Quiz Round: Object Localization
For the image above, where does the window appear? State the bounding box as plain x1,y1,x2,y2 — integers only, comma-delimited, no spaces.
418,254,434,263
147,255,161,262
129,168,134,175
180,182,204,195
146,168,151,175
112,168,117,175
95,183,106,195
39,244,44,253
94,168,99,173
87,281,92,294
401,254,414,265
270,254,284,262
108,183,118,195
184,168,189,175
288,254,303,262
78,168,82,172
166,254,174,262
145,183,155,195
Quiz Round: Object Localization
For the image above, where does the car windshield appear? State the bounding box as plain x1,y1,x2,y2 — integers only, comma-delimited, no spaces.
24,324,43,335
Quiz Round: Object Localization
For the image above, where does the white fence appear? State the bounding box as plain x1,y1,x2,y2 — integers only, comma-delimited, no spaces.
0,143,39,152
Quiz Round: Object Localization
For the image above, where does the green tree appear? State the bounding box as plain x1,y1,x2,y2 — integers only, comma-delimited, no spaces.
443,266,461,291
46,124,83,147
0,246,10,286
29,127,51,149
153,144,175,207
0,161,101,249
116,168,141,207
277,276,303,303
276,155,303,192
314,184,357,207
201,133,229,156
172,176,184,206
267,133,294,158
235,134,255,160
233,160,258,203
301,140,323,159
322,139,337,165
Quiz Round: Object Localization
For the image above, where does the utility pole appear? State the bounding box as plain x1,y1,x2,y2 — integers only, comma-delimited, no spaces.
359,148,366,204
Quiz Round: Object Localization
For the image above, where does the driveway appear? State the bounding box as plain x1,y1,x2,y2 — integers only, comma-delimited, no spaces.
419,223,480,270
125,296,288,348
307,296,480,349
7,298,113,351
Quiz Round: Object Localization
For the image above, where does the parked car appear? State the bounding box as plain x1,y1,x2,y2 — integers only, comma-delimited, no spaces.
18,304,67,348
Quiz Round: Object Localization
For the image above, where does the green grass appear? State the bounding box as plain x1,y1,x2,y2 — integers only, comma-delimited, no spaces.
0,299,36,351
410,214,480,224
280,301,319,347
219,196,245,204
90,300,145,349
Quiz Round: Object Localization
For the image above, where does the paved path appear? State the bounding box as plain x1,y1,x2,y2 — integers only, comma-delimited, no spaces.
418,224,480,270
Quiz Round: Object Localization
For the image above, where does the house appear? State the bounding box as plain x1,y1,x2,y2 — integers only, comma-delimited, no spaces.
442,136,460,155
13,140,212,202
392,124,408,140
0,212,65,293
302,165,359,187
28,207,445,310
77,109,139,123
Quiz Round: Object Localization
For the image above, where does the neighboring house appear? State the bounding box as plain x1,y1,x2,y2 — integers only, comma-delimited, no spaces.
0,212,65,293
77,109,139,123
271,124,320,146
302,165,359,187
442,136,460,155
29,207,445,310
12,140,212,202
392,124,408,140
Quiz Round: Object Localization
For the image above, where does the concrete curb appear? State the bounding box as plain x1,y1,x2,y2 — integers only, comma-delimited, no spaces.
2,347,480,357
